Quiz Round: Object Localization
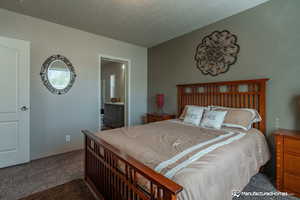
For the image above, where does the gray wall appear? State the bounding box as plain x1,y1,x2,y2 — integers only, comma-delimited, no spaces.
148,0,300,139
0,8,147,160
101,61,125,107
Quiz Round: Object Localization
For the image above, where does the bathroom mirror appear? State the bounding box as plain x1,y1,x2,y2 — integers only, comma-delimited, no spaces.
40,55,76,95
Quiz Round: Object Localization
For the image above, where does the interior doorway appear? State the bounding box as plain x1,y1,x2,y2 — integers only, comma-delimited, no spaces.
99,55,130,131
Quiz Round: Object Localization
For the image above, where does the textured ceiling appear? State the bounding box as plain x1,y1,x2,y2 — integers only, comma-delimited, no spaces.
0,0,268,47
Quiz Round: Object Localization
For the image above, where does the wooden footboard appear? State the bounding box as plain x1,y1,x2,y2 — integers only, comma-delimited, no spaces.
82,130,183,200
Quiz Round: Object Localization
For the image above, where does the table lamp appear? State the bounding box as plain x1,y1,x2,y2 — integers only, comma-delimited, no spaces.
156,94,164,114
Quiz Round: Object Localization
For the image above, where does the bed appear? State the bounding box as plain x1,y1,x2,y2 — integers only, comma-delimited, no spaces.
82,79,270,200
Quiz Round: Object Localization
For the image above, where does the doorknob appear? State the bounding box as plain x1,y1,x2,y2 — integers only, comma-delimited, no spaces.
20,106,29,111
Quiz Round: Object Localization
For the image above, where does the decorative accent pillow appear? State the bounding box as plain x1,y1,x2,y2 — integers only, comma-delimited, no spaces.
183,106,205,126
211,106,262,130
179,105,209,120
200,110,227,129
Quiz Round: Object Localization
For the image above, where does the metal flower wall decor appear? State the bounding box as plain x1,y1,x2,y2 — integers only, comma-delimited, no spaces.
194,30,240,76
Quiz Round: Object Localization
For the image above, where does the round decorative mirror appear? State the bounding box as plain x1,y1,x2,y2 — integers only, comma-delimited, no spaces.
40,55,76,95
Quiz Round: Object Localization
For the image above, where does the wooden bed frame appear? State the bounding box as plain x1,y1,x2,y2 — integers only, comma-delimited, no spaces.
82,78,269,200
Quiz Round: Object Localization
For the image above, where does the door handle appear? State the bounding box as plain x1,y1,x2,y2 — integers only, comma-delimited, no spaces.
20,106,29,111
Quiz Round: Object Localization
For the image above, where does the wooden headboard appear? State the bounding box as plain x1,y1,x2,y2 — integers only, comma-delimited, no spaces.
177,79,269,133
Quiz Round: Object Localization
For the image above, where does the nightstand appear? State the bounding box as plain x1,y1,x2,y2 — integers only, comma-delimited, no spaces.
146,113,176,123
274,129,300,197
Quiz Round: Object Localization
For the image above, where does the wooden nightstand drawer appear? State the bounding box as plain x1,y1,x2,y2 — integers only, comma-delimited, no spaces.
274,129,300,197
146,113,176,123
284,153,300,175
284,138,300,154
284,173,300,194
147,116,161,123
151,116,163,121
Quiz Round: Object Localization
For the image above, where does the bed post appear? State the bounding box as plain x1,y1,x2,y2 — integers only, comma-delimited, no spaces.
258,79,267,134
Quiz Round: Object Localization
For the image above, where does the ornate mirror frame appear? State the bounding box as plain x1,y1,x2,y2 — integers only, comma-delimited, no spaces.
40,55,76,95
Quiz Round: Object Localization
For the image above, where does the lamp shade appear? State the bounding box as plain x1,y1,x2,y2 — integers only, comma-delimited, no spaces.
156,94,164,109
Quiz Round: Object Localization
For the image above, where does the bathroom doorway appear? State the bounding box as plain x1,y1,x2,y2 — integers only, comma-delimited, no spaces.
99,55,130,130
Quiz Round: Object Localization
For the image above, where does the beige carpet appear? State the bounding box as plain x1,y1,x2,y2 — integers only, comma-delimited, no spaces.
0,150,84,200
19,179,95,200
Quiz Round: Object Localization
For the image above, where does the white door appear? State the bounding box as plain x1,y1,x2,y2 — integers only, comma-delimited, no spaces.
0,36,30,168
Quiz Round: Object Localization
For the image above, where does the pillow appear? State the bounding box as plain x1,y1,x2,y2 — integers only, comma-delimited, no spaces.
179,105,209,120
211,106,262,130
200,110,227,129
183,106,205,126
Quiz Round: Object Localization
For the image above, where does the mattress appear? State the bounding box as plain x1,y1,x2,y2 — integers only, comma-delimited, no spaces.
95,119,270,200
